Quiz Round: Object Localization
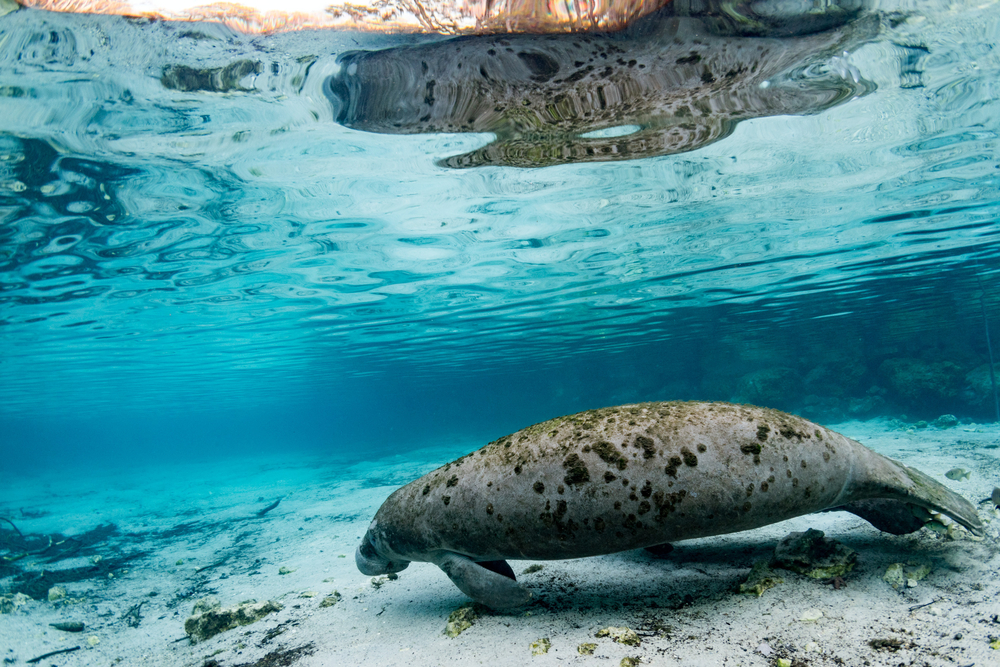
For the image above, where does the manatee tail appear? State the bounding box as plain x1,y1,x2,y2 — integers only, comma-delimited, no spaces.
433,552,531,610
897,464,984,536
835,462,983,537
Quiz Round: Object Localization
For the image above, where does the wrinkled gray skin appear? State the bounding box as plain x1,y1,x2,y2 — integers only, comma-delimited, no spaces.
357,402,983,609
326,5,879,167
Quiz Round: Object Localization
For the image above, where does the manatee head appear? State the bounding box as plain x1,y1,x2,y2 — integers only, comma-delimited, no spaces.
355,520,410,576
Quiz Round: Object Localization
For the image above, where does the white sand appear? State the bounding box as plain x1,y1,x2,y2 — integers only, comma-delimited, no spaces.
2,419,999,667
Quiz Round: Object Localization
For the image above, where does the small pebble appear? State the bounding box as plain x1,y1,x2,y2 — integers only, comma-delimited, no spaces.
800,609,823,623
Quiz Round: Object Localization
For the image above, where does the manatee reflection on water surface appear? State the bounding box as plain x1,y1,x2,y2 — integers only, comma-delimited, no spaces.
325,7,879,168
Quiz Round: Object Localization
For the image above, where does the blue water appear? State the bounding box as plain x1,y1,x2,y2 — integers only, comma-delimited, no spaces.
1,0,999,472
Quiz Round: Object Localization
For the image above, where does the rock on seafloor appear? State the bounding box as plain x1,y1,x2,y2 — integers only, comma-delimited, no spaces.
183,597,283,642
772,528,857,578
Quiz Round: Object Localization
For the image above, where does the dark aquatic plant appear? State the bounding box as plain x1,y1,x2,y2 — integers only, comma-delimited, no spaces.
976,270,999,422
326,9,878,168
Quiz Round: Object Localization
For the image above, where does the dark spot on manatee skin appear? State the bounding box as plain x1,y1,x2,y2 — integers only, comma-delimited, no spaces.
422,485,430,495
497,514,503,522
681,447,698,467
636,435,657,459
641,481,652,498
815,430,823,440
514,465,522,475
792,478,799,487
756,424,770,442
697,444,707,453
760,482,769,492
742,501,752,512
746,483,754,497
562,453,590,486
592,440,628,470
486,503,494,514
804,487,812,498
783,455,789,462
443,496,451,505
823,452,831,462
801,460,807,468
629,491,638,501
741,442,762,456
557,485,565,494
780,425,804,440
594,517,606,533
622,478,629,486
446,475,458,487
638,501,651,515
533,481,545,494
604,471,617,483
614,501,622,510
665,455,682,478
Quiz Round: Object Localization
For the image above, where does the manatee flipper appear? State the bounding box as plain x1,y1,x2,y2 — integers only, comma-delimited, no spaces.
831,462,983,536
475,559,517,580
433,551,531,609
643,542,675,557
829,499,927,535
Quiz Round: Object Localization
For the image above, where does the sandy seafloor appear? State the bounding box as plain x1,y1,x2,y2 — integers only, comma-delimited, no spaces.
2,418,1000,667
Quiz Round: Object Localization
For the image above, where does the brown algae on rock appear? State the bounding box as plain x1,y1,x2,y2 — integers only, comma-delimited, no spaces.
444,603,478,637
530,638,551,655
738,560,784,597
772,528,856,579
596,626,641,646
883,561,932,590
184,599,283,642
0,593,31,614
319,591,342,608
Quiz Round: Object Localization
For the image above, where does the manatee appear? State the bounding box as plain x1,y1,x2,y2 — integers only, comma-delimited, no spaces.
357,401,983,608
325,8,877,168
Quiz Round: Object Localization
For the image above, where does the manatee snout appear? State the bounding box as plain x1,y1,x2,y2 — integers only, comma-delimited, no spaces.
355,524,410,576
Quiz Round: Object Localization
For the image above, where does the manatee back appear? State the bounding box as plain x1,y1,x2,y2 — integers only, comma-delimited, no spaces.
375,401,873,561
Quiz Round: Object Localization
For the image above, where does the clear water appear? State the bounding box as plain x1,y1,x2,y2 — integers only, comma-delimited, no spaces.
1,0,999,468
